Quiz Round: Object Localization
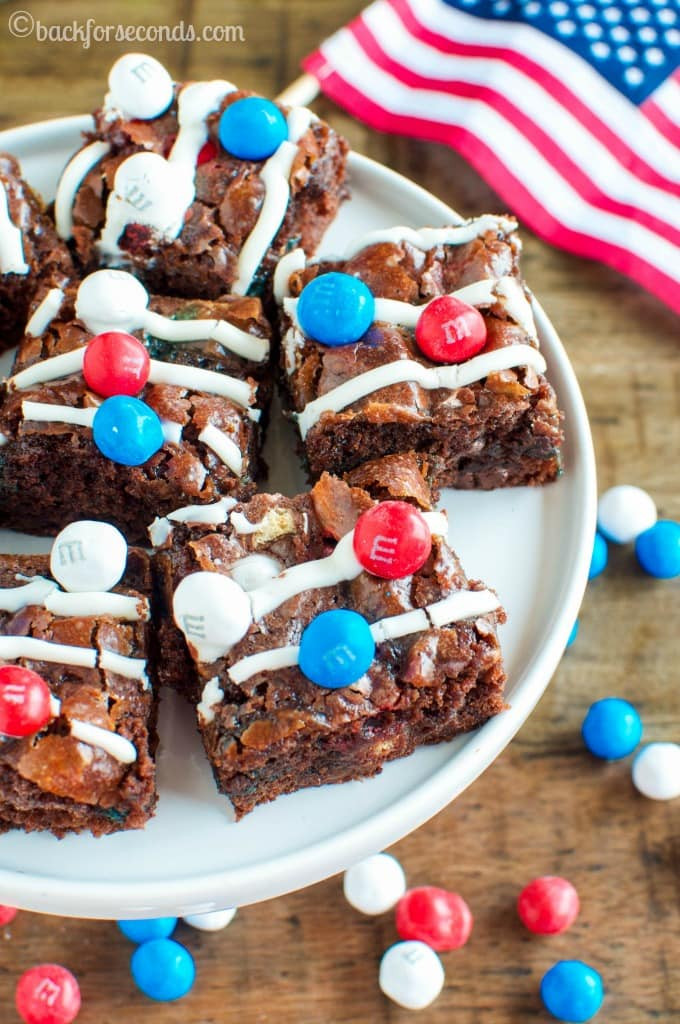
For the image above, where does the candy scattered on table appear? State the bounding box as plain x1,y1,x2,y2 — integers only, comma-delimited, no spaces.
50,521,128,593
353,502,432,579
296,272,375,347
343,854,406,915
632,742,680,801
83,331,150,397
540,959,604,1023
0,904,18,926
130,938,195,1002
395,886,473,951
92,394,164,466
588,532,608,580
117,917,178,943
415,295,487,364
581,698,642,760
107,53,174,121
15,964,81,1024
218,96,288,160
182,908,237,932
299,609,375,688
634,520,680,579
597,485,657,544
567,620,579,648
517,876,580,935
379,940,445,1011
0,666,51,738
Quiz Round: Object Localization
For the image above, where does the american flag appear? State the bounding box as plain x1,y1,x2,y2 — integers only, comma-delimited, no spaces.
303,0,680,313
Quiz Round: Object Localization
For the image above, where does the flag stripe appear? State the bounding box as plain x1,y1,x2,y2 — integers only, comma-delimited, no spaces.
304,47,680,312
353,5,680,244
394,0,680,193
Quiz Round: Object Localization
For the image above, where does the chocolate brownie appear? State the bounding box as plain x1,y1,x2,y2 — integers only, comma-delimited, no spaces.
0,268,271,543
275,216,564,488
0,523,157,837
152,467,506,818
0,153,74,351
55,54,349,300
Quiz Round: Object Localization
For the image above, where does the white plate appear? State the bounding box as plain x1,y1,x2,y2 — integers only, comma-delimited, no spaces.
0,116,596,919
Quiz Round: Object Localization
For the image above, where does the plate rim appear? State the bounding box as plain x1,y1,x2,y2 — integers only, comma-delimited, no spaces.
0,115,597,918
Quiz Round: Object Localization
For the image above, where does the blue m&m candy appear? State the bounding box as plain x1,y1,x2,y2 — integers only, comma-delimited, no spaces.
541,960,604,1022
588,532,608,580
218,96,287,160
93,395,164,466
131,938,195,1002
117,917,177,943
634,520,680,578
299,609,375,688
297,272,375,347
582,697,642,760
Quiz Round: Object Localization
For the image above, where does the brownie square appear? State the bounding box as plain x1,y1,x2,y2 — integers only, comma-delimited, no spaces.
0,270,271,543
55,58,348,300
0,154,74,352
152,467,506,818
276,216,564,488
0,535,157,837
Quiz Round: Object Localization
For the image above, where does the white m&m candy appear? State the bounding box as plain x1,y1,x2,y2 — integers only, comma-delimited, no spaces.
597,485,657,544
343,854,406,915
182,908,236,932
76,269,149,336
108,53,174,121
632,742,680,800
173,572,252,662
50,521,128,593
110,152,193,239
379,941,445,1010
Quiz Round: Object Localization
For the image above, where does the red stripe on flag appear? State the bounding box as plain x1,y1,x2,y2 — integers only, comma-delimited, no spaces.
348,16,680,249
303,51,680,313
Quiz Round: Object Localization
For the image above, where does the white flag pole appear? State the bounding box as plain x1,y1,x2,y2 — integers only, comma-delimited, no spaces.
277,73,322,107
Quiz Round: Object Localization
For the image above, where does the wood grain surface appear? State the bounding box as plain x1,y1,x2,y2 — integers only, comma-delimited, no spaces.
0,2,678,1021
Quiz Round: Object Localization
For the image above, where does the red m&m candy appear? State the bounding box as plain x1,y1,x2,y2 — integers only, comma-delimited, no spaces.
16,964,81,1024
83,331,150,398
197,140,218,165
518,876,580,935
396,886,473,951
353,502,432,579
0,905,18,926
415,295,487,364
0,666,51,738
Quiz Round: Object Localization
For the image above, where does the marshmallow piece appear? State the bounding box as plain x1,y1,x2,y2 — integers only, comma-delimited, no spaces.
108,54,174,120
182,908,236,932
50,521,128,593
173,572,252,662
343,854,406,915
379,941,445,1010
632,742,680,801
230,554,283,593
76,269,149,336
597,485,657,544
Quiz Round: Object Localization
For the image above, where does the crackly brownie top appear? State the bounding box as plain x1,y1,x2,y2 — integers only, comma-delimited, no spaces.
156,467,505,754
277,218,552,431
56,54,348,297
0,152,73,282
1,269,271,498
0,523,153,806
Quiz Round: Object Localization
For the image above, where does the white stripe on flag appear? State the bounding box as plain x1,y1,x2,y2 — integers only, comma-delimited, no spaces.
365,1,680,229
410,0,680,182
649,77,680,130
321,29,680,287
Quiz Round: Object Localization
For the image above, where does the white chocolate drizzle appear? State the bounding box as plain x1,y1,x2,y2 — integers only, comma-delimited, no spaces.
273,247,306,302
228,587,500,685
99,649,149,687
25,288,65,337
197,676,223,725
141,308,269,362
341,216,517,260
296,345,547,439
10,348,85,390
48,694,136,764
148,497,236,547
198,423,243,477
22,401,96,428
0,576,148,621
232,108,314,295
55,141,112,240
0,635,97,669
160,418,183,446
0,180,29,275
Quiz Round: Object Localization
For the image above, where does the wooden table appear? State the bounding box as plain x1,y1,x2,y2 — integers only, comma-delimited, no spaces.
0,2,678,1021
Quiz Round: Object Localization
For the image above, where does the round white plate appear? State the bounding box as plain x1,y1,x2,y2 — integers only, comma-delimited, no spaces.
0,116,596,919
